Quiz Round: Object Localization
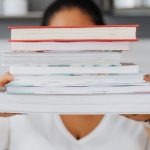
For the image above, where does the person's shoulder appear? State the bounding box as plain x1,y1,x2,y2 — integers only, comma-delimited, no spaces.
113,115,147,137
114,115,143,128
10,114,55,125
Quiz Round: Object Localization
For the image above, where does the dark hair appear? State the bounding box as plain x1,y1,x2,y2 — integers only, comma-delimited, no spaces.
41,0,105,26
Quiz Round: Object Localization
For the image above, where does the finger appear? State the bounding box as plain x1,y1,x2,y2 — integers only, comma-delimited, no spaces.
122,114,150,122
144,74,150,82
0,113,20,117
0,73,13,86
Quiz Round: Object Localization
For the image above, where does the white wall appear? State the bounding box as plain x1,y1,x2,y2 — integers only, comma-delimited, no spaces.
0,39,150,75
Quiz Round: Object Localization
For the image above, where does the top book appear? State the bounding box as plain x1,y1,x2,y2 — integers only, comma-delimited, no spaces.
9,25,138,42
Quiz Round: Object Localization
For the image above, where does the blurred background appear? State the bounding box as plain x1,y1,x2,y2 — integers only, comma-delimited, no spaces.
0,0,150,73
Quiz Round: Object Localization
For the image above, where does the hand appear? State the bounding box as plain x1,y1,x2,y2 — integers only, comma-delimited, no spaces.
0,72,13,87
0,113,19,117
0,73,18,117
123,114,150,122
144,74,150,82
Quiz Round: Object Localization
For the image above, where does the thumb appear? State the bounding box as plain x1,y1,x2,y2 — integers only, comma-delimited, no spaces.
0,73,13,87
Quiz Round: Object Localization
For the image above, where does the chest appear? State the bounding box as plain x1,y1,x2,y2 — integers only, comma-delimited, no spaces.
60,115,103,140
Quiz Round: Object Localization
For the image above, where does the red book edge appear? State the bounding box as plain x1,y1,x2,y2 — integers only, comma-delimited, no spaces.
8,24,139,29
9,39,138,42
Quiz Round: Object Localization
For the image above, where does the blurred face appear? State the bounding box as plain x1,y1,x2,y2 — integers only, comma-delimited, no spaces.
48,8,95,26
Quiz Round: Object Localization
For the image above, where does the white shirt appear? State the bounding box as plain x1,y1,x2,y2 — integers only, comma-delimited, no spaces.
0,114,150,150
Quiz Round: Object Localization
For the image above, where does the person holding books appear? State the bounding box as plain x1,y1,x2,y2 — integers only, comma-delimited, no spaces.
1,0,150,150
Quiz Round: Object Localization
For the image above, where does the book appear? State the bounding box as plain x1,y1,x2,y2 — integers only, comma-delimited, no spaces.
10,41,129,51
0,51,121,66
9,25,138,41
8,74,146,87
1,92,150,113
6,84,150,94
4,24,148,97
9,63,139,75
2,24,150,113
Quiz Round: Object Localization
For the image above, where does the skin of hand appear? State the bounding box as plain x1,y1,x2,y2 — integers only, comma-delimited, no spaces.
123,114,150,122
0,72,13,87
144,74,150,82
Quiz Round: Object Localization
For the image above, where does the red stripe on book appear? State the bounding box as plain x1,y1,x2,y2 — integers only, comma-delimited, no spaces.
8,24,139,29
9,39,138,42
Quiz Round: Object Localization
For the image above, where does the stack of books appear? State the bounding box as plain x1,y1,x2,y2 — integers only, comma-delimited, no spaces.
1,25,150,94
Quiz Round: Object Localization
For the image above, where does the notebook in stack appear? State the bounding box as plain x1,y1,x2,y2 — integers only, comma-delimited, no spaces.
1,25,150,94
